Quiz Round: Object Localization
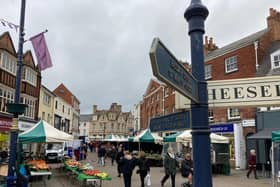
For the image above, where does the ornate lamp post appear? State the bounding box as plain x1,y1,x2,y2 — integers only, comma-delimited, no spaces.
185,0,212,187
6,0,27,186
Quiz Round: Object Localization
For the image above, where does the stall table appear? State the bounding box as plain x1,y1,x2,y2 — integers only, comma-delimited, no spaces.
29,170,52,187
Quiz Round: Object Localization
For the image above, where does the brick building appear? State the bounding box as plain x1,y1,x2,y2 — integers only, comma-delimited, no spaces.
0,32,41,148
140,79,178,130
203,8,280,168
53,83,80,135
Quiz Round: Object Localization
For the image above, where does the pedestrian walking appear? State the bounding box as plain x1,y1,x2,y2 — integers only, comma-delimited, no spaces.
181,153,193,186
247,149,258,179
111,145,117,166
136,151,150,187
99,145,106,166
82,143,88,160
161,147,178,187
116,147,124,177
119,151,137,187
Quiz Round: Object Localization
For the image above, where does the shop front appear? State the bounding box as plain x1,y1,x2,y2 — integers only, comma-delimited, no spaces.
0,116,12,150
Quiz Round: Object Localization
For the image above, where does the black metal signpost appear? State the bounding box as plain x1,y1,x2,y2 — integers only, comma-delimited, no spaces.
149,0,212,186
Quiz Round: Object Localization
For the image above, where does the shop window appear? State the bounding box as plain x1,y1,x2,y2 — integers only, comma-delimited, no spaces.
227,108,240,120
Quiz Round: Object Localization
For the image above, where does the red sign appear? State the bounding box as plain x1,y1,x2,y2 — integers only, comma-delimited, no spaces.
0,118,12,131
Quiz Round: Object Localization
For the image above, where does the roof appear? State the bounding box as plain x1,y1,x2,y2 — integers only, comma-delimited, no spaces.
247,128,279,140
80,114,92,122
205,29,268,61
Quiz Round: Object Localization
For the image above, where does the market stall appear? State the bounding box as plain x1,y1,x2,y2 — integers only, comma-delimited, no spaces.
163,130,229,143
163,130,230,174
18,120,74,185
64,159,111,187
128,129,163,166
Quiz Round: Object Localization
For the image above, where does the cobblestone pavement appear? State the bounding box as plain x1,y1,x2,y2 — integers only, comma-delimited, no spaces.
30,152,271,187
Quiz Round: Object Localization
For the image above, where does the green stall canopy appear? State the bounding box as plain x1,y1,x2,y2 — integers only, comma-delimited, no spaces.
19,120,74,143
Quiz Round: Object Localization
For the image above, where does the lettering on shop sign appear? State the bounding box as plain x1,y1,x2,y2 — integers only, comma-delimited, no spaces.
207,76,280,107
150,111,190,132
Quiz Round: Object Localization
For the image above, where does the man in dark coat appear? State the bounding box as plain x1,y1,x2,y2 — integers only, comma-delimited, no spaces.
181,153,193,186
116,147,124,177
119,151,136,187
136,151,150,187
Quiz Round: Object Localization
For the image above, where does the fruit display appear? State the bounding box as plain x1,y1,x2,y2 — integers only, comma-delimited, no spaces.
95,172,109,179
66,160,82,168
79,163,94,170
27,160,49,170
83,170,102,176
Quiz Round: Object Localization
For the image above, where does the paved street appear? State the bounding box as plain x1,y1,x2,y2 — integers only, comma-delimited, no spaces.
29,152,271,187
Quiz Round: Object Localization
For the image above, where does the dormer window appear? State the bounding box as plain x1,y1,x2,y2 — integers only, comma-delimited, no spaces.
271,50,280,69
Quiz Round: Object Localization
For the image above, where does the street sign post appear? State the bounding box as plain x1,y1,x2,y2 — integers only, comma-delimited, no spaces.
150,111,191,132
149,38,198,103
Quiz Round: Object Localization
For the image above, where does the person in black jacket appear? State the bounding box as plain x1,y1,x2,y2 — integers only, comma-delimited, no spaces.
116,147,124,177
119,151,136,187
136,151,150,187
181,153,193,186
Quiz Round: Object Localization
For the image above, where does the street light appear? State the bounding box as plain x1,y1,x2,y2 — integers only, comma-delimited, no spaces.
6,0,27,186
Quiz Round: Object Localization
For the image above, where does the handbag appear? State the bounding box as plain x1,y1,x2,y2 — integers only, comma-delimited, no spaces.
144,173,151,187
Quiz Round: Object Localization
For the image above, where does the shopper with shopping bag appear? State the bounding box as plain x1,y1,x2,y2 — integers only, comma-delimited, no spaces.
136,151,150,187
144,173,151,187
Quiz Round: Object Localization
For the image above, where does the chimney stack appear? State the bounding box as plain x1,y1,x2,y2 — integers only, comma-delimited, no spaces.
204,35,218,55
93,105,97,114
267,8,280,42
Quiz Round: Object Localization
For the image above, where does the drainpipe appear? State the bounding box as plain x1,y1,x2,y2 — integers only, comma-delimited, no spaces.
254,41,259,70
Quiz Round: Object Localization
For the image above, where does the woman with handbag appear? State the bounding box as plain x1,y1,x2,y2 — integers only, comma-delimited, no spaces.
136,151,150,187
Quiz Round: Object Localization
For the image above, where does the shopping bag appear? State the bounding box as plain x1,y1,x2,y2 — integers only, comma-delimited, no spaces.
144,173,151,187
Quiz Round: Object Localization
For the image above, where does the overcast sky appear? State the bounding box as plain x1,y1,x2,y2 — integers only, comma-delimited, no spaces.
0,0,279,114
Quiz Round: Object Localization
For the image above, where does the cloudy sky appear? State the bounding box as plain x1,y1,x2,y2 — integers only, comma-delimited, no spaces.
0,0,279,113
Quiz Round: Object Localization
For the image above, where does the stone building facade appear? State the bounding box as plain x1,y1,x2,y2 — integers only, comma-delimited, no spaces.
90,103,133,138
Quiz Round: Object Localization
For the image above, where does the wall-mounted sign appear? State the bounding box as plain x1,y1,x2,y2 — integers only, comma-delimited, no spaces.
175,75,280,109
210,123,234,133
18,120,36,131
208,76,280,107
0,119,12,131
150,111,191,132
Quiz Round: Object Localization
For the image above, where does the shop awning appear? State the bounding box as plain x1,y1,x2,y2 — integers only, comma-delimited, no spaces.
247,128,279,140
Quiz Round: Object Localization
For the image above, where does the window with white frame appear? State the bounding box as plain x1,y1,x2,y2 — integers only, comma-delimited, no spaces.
43,92,51,106
271,50,280,69
227,108,240,120
205,64,212,79
21,96,36,119
208,109,214,122
225,56,238,73
22,67,37,87
0,51,17,75
0,87,14,113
